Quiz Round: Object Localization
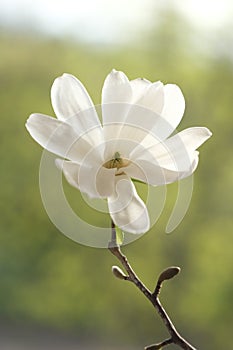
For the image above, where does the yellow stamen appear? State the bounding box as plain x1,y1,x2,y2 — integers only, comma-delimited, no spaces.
103,152,130,170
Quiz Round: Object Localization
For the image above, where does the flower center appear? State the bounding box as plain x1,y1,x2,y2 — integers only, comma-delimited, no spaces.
103,152,130,170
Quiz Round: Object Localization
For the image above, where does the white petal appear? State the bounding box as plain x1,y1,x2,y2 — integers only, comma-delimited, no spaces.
108,175,150,234
134,81,164,115
103,77,166,158
26,113,100,163
161,84,185,135
114,84,183,152
103,128,144,163
55,159,81,190
103,110,163,162
126,82,182,142
123,153,199,186
102,69,132,126
130,78,151,102
165,127,212,151
155,127,211,170
102,69,132,105
78,163,116,199
132,127,212,172
56,159,116,198
95,166,116,198
51,73,102,139
114,82,165,145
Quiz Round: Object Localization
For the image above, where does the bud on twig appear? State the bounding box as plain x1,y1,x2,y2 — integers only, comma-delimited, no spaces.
153,267,181,298
112,265,127,280
158,266,180,283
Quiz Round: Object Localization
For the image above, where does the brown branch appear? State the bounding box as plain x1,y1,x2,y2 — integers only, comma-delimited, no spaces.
145,338,173,349
109,222,197,350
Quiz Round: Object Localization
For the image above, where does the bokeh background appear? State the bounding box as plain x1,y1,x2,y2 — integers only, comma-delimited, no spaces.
0,0,233,349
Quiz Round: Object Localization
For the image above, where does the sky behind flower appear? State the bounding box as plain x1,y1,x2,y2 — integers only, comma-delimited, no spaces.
0,0,232,43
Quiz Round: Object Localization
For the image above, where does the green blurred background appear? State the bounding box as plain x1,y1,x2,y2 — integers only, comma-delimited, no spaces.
0,1,233,349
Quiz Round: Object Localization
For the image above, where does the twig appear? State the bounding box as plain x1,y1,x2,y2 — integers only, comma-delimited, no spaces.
108,222,197,350
145,338,173,349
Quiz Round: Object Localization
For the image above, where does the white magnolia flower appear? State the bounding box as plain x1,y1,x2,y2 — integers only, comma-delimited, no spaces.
26,69,212,234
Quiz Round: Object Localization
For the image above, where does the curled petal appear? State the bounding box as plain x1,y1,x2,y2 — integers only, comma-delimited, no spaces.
108,175,150,234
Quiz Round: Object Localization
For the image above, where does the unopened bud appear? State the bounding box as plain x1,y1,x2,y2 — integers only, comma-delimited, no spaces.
158,266,180,283
112,266,127,280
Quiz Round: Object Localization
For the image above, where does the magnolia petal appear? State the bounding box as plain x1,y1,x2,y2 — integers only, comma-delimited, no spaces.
165,127,213,152
26,113,99,163
102,69,132,126
51,73,96,120
51,73,102,140
108,175,150,234
126,82,183,142
78,163,116,198
56,159,116,198
103,82,165,159
102,69,132,106
154,127,212,171
130,78,151,102
55,159,81,190
160,84,185,136
123,153,199,186
134,81,164,115
95,166,116,198
103,110,163,161
103,134,139,163
132,127,212,172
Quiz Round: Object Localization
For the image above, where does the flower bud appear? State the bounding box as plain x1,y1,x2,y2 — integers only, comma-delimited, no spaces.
112,265,127,280
158,266,180,283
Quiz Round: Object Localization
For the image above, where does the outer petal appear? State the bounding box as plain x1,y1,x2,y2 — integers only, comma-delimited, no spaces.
56,159,116,198
160,84,185,135
131,127,212,172
51,73,103,145
26,113,101,164
108,175,150,234
123,153,199,186
55,159,81,190
51,73,97,122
